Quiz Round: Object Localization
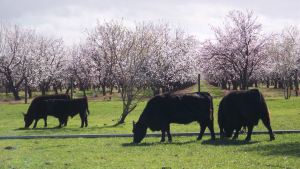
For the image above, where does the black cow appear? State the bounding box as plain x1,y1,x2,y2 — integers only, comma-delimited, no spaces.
23,94,70,128
45,98,90,128
218,89,275,141
133,92,215,143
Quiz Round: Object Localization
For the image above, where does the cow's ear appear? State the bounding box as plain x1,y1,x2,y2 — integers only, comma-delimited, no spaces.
22,112,25,116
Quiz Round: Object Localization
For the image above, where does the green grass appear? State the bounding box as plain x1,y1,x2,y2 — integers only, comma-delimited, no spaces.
1,135,299,168
192,81,225,98
1,82,300,168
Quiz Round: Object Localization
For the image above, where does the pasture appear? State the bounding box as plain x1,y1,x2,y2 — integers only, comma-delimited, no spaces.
1,82,300,168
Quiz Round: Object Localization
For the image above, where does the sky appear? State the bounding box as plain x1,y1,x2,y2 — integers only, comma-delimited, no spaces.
1,0,299,45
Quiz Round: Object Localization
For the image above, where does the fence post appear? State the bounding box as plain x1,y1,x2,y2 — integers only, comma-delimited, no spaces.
198,74,201,92
246,72,249,90
25,77,27,104
296,69,298,97
71,78,73,99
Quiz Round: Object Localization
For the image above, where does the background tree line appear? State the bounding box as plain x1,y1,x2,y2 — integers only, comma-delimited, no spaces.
1,10,299,122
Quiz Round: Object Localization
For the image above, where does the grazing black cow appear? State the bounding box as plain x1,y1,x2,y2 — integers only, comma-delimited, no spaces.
45,98,90,128
218,89,275,141
132,92,215,143
23,94,70,128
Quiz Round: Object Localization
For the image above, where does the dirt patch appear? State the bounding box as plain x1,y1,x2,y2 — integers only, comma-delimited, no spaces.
173,84,198,94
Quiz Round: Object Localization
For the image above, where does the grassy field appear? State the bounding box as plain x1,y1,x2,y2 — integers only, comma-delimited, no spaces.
1,82,300,168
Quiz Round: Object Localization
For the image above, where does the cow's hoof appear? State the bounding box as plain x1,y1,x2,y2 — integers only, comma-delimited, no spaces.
168,139,173,142
232,136,238,140
245,137,251,141
196,137,202,141
270,136,275,141
220,134,225,139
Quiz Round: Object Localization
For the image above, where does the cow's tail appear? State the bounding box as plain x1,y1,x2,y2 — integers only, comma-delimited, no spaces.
254,91,264,125
86,98,90,115
210,95,214,121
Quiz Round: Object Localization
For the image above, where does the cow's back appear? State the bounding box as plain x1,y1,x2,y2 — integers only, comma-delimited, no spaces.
52,98,88,118
27,94,70,117
139,92,212,131
220,89,262,126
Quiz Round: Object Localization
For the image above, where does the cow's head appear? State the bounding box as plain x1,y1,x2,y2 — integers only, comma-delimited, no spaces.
23,113,34,128
132,121,147,143
224,124,234,138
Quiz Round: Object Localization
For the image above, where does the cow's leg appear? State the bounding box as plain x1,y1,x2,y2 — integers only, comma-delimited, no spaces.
33,119,39,128
233,126,242,139
160,129,166,142
63,116,69,126
245,125,253,141
58,118,63,128
80,113,85,128
44,116,47,127
166,124,172,142
207,122,215,140
219,121,225,139
85,114,88,127
261,117,275,141
197,122,207,141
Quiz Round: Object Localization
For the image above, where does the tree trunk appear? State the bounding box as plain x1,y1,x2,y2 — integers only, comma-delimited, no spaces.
79,84,87,97
290,81,293,90
162,86,166,93
11,88,21,100
101,83,106,96
66,85,71,94
232,81,239,90
274,80,278,89
110,84,113,95
221,82,227,90
266,80,270,88
248,81,254,87
39,82,50,95
279,81,284,89
53,85,58,94
28,87,32,98
118,98,137,124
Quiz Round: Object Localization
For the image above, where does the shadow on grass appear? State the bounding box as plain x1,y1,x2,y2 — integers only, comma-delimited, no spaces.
201,138,260,146
122,140,198,147
14,126,62,131
243,142,300,157
122,142,157,147
14,122,125,133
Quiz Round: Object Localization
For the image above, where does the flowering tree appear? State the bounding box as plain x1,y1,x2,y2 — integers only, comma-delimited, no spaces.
0,21,35,100
267,25,300,98
64,43,98,97
201,10,274,90
30,36,67,95
146,21,200,93
87,20,165,123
